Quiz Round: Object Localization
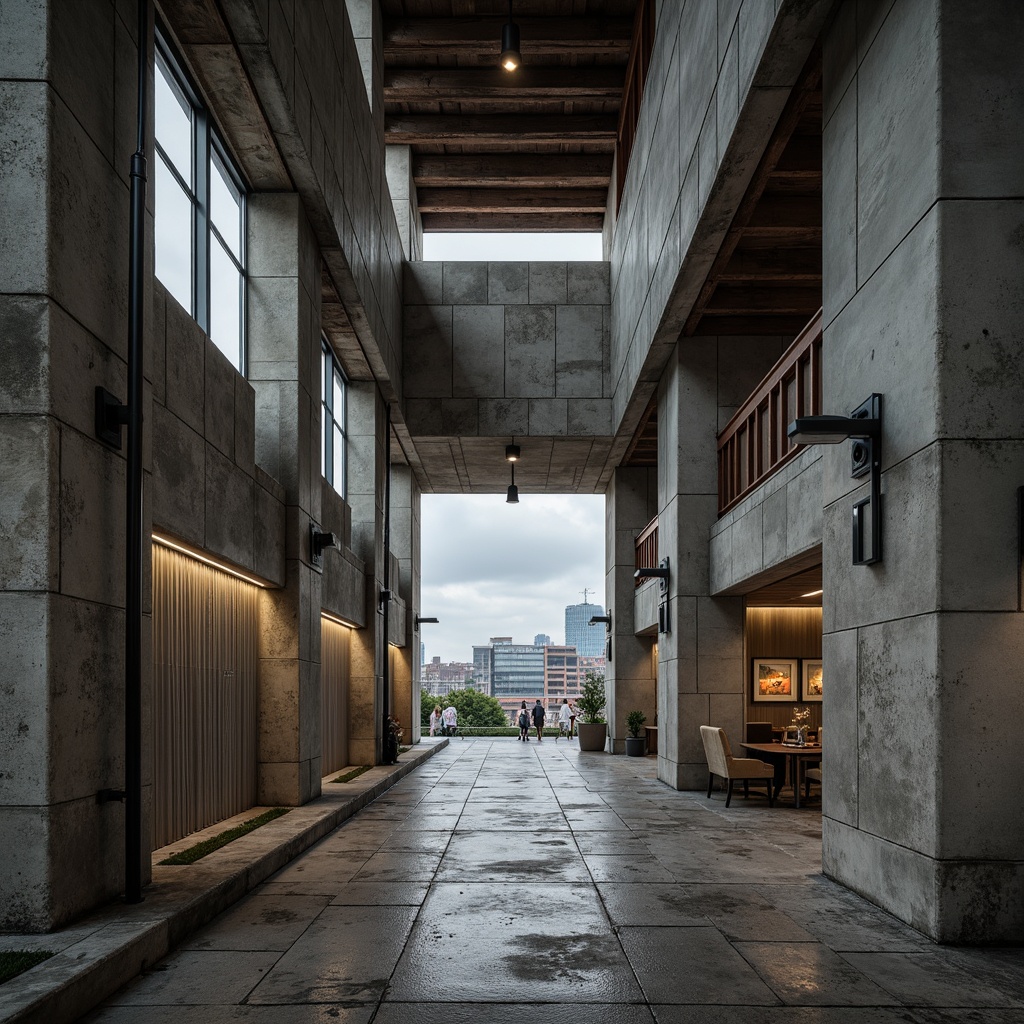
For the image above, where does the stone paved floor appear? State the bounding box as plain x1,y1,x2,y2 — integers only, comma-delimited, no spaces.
81,739,1024,1023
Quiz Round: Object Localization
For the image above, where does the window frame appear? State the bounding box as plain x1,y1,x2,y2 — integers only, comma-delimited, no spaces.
154,24,247,373
321,337,348,499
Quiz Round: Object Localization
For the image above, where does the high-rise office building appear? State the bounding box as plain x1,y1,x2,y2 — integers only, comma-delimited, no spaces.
565,602,605,658
534,633,551,646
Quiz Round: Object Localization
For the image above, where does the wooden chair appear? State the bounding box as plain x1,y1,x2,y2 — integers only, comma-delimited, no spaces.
700,726,775,808
747,720,785,799
804,726,822,799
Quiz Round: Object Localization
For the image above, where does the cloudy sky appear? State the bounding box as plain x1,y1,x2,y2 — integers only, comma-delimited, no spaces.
419,493,606,664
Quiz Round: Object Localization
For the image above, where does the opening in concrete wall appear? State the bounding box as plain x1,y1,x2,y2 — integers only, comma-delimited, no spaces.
422,233,603,261
419,494,606,717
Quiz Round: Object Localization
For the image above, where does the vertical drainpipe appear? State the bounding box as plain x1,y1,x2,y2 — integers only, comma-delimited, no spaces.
380,400,392,760
124,0,149,904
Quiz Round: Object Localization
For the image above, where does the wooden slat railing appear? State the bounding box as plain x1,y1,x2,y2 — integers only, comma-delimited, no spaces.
634,515,658,586
716,309,823,516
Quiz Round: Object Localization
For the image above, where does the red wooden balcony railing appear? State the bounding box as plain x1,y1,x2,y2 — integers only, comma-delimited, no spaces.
716,309,823,516
634,515,658,586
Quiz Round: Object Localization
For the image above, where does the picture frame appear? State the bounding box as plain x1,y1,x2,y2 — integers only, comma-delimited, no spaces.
752,659,798,702
802,660,823,702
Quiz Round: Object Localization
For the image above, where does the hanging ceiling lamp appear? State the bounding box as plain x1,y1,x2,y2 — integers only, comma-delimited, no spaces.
500,0,521,72
505,436,520,462
506,462,519,503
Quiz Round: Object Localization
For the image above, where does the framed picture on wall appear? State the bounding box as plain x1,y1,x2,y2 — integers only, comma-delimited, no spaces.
802,660,823,702
752,659,798,702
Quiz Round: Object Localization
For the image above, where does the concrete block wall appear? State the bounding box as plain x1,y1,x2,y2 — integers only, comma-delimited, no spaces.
609,0,832,436
403,261,612,438
219,0,404,394
820,0,1024,942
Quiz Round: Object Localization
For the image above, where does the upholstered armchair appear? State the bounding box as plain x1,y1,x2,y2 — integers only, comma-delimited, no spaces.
700,725,775,808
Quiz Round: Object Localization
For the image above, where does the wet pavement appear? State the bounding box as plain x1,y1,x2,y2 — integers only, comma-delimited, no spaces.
81,738,1024,1023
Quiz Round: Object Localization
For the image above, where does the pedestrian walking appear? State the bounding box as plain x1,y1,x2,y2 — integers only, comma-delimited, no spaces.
516,700,531,741
569,700,577,739
429,705,442,737
558,699,572,741
442,704,458,738
532,699,546,742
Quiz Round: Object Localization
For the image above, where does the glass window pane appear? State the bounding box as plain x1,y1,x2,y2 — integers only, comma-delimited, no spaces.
321,402,330,480
333,373,344,428
209,238,242,369
333,423,344,495
210,151,242,260
322,349,329,404
155,154,193,312
155,55,192,183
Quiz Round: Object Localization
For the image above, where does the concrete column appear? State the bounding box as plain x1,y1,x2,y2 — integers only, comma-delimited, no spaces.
386,145,424,262
347,383,386,764
249,194,323,804
345,0,383,141
821,0,1024,942
656,340,744,790
0,0,149,930
390,464,422,742
604,468,658,753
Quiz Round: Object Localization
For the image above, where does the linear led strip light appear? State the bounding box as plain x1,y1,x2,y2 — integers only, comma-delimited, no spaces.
152,532,270,589
321,610,361,630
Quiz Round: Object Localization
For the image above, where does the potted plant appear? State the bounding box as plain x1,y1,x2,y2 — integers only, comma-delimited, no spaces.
625,710,647,756
575,671,608,752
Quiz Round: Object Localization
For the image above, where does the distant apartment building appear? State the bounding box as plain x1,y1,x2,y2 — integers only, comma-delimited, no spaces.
421,657,476,697
564,601,606,658
534,633,551,646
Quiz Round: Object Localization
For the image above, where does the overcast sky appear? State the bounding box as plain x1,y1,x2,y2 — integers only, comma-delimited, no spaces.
422,232,603,261
419,493,606,664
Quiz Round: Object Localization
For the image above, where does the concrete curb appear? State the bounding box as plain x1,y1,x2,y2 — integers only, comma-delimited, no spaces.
0,740,448,1024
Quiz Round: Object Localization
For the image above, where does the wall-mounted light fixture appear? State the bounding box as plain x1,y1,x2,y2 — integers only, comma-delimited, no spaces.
310,524,341,570
500,0,521,71
589,611,613,661
414,615,439,632
789,394,882,565
506,462,519,503
634,557,671,634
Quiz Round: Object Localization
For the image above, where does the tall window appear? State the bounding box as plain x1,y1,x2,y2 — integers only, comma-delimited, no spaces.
154,28,246,372
321,339,347,497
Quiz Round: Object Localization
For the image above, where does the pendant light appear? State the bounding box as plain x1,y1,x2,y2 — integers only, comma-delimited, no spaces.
500,0,521,72
506,462,519,503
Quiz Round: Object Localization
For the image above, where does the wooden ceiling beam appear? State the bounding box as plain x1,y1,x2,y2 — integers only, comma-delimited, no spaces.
386,113,618,144
420,211,604,232
382,17,632,58
384,66,625,102
718,247,821,282
412,153,611,188
691,314,817,336
703,284,823,315
418,187,608,214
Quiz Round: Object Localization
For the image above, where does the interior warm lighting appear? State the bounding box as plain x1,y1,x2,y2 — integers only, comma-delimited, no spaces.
152,533,268,588
321,610,359,630
801,589,824,598
505,441,520,462
500,0,521,71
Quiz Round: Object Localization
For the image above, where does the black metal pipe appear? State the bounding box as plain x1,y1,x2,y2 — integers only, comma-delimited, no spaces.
381,400,392,761
124,0,148,905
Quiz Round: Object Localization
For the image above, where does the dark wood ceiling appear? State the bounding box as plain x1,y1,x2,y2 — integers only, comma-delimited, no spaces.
381,1,638,231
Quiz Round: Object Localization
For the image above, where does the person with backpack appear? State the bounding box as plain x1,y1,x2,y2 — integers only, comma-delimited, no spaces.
516,700,531,741
532,699,546,742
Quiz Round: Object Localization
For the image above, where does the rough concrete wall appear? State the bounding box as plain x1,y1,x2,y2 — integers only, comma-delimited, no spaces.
820,0,1024,942
386,146,424,262
221,0,404,394
0,0,150,931
403,262,612,439
151,284,287,586
609,0,832,436
709,446,822,595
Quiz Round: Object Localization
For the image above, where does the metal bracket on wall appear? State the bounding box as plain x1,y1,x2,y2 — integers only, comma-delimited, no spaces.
95,386,129,449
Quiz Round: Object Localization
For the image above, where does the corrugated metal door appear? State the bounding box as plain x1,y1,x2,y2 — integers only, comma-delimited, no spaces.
152,544,259,848
321,617,350,775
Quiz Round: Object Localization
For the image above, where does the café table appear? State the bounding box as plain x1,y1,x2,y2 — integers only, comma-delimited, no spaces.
740,741,822,809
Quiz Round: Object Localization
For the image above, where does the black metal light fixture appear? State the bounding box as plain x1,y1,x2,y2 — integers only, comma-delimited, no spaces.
635,557,671,634
310,524,341,569
506,462,519,503
788,394,883,565
500,0,521,72
505,438,520,462
589,612,613,661
414,615,439,632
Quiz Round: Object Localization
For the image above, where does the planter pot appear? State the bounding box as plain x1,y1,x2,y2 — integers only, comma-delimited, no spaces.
577,722,607,752
624,736,646,757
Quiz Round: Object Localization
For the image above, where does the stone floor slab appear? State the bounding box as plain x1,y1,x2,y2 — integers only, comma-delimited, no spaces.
106,951,280,1005
181,894,332,951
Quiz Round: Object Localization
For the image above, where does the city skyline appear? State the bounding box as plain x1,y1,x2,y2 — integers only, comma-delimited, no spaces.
420,493,605,663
